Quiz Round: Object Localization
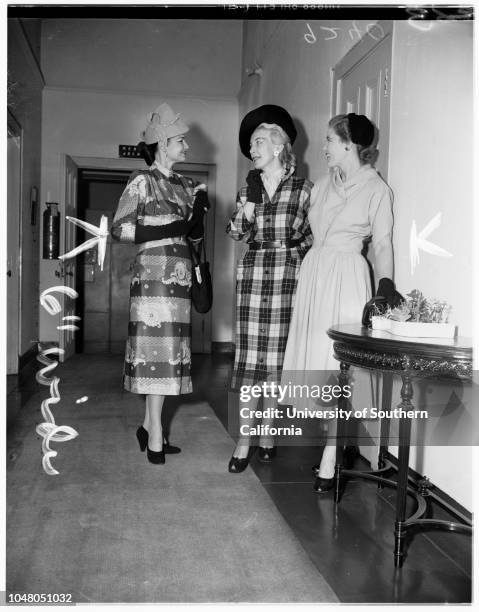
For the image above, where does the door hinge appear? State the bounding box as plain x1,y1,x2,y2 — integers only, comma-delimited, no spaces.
383,68,389,97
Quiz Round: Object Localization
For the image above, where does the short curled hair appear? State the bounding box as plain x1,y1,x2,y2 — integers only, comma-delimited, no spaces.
329,114,378,166
255,122,296,169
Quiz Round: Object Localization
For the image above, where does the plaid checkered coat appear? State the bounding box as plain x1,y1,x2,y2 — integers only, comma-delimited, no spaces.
226,167,313,389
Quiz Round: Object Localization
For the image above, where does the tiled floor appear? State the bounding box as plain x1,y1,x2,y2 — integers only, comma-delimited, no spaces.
204,352,472,604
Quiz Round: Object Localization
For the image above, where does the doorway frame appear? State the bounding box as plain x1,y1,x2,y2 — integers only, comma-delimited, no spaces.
7,110,23,374
71,156,217,354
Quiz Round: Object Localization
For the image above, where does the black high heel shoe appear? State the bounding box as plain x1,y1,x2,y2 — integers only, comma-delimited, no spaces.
147,446,165,465
228,456,249,473
313,476,334,493
136,426,148,452
311,445,360,474
136,426,181,454
228,446,255,473
258,447,277,463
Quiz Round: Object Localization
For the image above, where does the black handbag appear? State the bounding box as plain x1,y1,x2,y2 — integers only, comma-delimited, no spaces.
189,240,213,313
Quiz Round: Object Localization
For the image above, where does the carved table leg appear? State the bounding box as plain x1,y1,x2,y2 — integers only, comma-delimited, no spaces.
394,371,413,568
334,361,350,504
378,372,393,489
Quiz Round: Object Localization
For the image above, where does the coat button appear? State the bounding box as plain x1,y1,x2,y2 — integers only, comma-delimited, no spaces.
259,357,264,363
262,298,267,303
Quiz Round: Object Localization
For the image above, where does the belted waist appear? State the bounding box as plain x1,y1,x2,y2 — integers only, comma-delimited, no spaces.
248,238,304,250
137,236,186,253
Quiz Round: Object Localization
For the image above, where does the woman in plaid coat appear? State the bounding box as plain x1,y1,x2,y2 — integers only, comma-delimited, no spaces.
226,105,313,472
111,102,208,465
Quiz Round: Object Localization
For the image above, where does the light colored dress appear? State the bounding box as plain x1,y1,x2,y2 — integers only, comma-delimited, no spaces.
282,164,393,375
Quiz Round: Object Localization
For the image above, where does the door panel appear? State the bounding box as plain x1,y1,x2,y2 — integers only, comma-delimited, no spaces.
7,120,22,374
332,23,392,180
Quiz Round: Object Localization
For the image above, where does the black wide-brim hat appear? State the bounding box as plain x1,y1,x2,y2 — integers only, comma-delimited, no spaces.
239,104,297,159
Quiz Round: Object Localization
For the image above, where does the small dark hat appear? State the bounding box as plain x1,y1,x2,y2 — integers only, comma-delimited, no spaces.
347,113,375,147
239,104,297,159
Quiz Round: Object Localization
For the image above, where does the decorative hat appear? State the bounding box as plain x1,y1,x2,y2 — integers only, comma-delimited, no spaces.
239,104,297,159
143,102,189,145
347,113,375,147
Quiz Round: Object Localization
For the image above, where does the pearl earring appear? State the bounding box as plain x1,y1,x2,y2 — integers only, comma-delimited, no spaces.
273,150,279,157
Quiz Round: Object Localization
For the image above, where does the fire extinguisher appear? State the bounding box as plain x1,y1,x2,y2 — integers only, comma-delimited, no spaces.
43,202,60,259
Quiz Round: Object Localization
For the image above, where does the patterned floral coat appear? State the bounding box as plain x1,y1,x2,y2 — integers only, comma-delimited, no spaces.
111,162,196,395
226,167,313,389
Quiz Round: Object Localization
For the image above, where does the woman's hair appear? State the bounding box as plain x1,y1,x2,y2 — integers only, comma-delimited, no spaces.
255,122,296,169
137,141,159,166
328,114,378,166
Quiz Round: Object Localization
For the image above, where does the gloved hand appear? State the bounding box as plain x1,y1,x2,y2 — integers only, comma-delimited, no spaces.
188,191,210,240
376,278,404,308
246,169,263,204
135,219,190,244
361,278,404,327
192,190,210,217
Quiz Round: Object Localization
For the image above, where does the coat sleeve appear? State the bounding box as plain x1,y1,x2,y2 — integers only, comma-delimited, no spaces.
226,189,255,241
299,180,314,248
110,171,147,243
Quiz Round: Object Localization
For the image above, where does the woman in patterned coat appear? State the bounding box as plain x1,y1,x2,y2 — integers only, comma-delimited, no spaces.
226,105,313,473
111,102,209,465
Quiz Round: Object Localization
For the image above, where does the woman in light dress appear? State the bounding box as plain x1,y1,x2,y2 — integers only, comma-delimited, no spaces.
282,113,402,491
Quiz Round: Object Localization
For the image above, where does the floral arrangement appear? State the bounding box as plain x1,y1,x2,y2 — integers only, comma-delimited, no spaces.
373,290,452,324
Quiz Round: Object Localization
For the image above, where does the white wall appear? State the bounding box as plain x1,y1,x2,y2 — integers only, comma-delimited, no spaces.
40,89,238,344
387,21,473,510
8,19,43,358
41,19,242,97
389,21,473,335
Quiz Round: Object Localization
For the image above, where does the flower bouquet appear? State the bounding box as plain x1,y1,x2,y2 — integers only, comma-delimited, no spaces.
371,290,456,338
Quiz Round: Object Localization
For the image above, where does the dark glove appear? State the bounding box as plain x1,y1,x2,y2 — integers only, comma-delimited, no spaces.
246,169,263,204
192,190,210,217
361,278,404,327
188,191,210,240
377,278,404,308
134,220,191,244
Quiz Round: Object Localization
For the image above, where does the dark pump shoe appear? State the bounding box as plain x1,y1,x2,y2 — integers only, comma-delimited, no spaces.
311,445,359,474
136,426,181,454
258,447,277,463
228,456,250,473
147,446,165,465
313,476,334,493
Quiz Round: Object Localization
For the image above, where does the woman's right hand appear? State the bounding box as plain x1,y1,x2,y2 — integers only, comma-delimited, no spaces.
246,169,263,204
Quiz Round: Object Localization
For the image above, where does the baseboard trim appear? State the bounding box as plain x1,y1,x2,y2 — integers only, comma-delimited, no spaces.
384,451,472,524
211,342,235,354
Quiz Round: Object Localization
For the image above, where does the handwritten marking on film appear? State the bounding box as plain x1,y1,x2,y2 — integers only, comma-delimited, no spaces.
304,21,385,44
37,286,81,474
410,213,453,275
59,215,109,271
35,346,79,476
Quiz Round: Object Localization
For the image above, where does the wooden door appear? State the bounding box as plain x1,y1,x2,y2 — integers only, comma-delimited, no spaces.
332,22,393,468
332,20,392,181
7,115,22,374
59,155,78,361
